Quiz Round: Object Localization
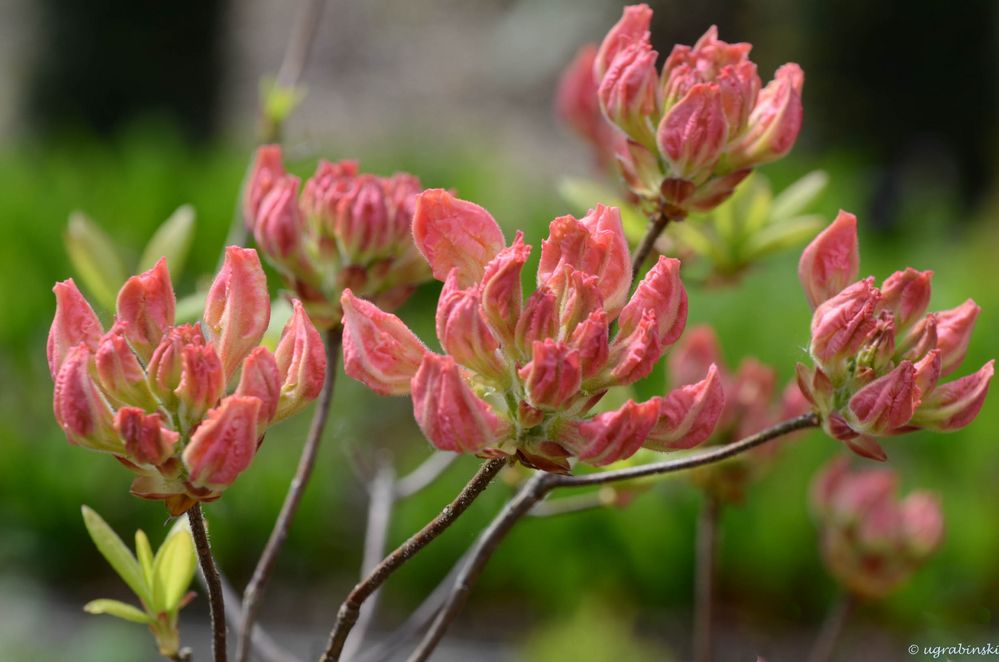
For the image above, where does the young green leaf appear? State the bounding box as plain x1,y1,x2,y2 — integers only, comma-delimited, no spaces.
84,599,153,624
138,204,196,276
152,518,197,613
65,212,127,310
81,506,151,606
744,215,824,260
135,530,155,590
770,170,829,221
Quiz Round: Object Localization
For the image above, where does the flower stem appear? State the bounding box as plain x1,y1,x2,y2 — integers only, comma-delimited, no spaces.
188,503,227,662
631,210,671,283
408,413,819,660
320,457,509,661
693,494,721,662
236,327,342,662
807,592,853,662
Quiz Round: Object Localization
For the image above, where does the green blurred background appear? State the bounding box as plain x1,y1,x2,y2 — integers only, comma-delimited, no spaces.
0,1,997,660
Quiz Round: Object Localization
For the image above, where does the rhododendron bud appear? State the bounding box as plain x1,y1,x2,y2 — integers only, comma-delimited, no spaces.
798,211,859,309
115,407,178,467
53,344,120,453
519,340,582,410
810,278,880,370
146,324,204,405
412,189,506,286
245,144,287,224
568,309,610,379
481,232,530,346
436,272,506,381
656,83,728,182
911,360,994,431
300,159,359,226
598,41,659,145
594,3,652,78
538,206,631,316
95,325,156,409
515,289,558,356
727,63,804,168
846,361,917,436
203,246,270,378
668,326,723,388
546,263,604,338
607,309,662,386
730,358,778,438
48,279,103,378
618,256,687,346
236,347,281,426
645,365,725,450
183,396,261,491
115,258,176,362
254,175,304,260
273,300,328,421
175,344,226,432
896,312,938,361
934,299,980,376
556,44,618,166
912,349,942,398
411,354,510,453
901,492,945,556
565,399,659,465
341,289,428,396
880,268,933,331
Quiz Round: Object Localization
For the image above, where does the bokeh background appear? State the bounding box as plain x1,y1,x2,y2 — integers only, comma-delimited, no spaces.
1,0,997,660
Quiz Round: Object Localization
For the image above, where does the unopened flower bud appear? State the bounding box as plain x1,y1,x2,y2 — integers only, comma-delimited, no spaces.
519,340,582,410
273,300,327,421
115,407,178,466
598,41,659,146
515,289,559,356
481,232,530,346
618,256,687,347
236,347,281,427
568,309,610,379
594,3,653,78
95,324,156,409
115,258,176,362
183,395,261,491
934,299,980,376
48,279,103,378
809,278,881,371
727,63,804,169
412,189,506,286
656,83,728,182
880,268,933,331
846,361,917,436
244,145,287,226
562,399,660,466
175,344,226,432
146,324,204,406
203,247,271,378
910,360,994,431
645,364,725,450
254,176,305,261
798,211,859,309
53,344,121,453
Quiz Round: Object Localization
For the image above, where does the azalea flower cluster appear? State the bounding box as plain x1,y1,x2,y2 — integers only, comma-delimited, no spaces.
48,248,326,514
341,189,725,471
811,458,944,599
796,212,993,460
559,4,804,219
244,145,431,328
668,325,809,502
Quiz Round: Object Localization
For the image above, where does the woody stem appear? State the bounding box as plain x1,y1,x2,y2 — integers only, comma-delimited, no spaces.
188,503,227,662
631,210,672,283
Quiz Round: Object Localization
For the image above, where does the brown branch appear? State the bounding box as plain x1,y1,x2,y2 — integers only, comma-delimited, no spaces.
320,457,509,661
189,504,227,662
236,328,342,662
693,494,721,662
408,413,819,660
630,210,671,283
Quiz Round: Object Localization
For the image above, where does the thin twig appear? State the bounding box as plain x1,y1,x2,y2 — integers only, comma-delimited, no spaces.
189,504,227,662
527,488,616,518
341,457,397,660
237,328,342,662
807,592,853,662
630,210,671,282
693,494,721,662
320,457,509,661
395,452,457,500
204,570,301,662
408,414,820,660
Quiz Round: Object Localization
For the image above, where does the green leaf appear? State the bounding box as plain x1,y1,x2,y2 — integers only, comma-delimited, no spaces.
670,221,723,263
84,599,152,624
744,215,824,260
260,78,307,127
771,170,829,221
65,212,128,310
152,517,197,613
741,183,774,237
135,530,155,589
81,506,151,605
138,204,196,275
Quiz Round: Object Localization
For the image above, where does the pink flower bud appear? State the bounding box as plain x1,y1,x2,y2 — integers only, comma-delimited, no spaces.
728,63,804,169
412,189,506,287
410,354,510,454
254,175,305,260
273,300,328,421
115,407,178,466
618,256,687,347
730,358,778,439
594,4,653,78
685,168,752,213
53,344,120,453
341,289,428,395
203,247,271,378
146,324,204,405
798,211,859,309
809,278,881,370
913,349,941,399
606,308,662,386
645,364,725,450
546,262,604,338
48,279,103,378
556,44,618,166
515,289,559,356
795,362,833,411
115,258,176,362
183,395,261,491
668,325,724,388
332,175,407,260
911,360,994,431
900,492,944,557
934,299,980,376
236,347,281,426
656,83,728,182
880,268,933,331
613,137,663,199
175,344,226,432
568,309,610,379
846,360,917,435
481,232,530,346
95,324,156,409
436,271,506,381
244,145,287,226
563,399,660,465
300,159,360,225
538,205,631,316
897,312,938,361
598,41,659,145
518,340,582,410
